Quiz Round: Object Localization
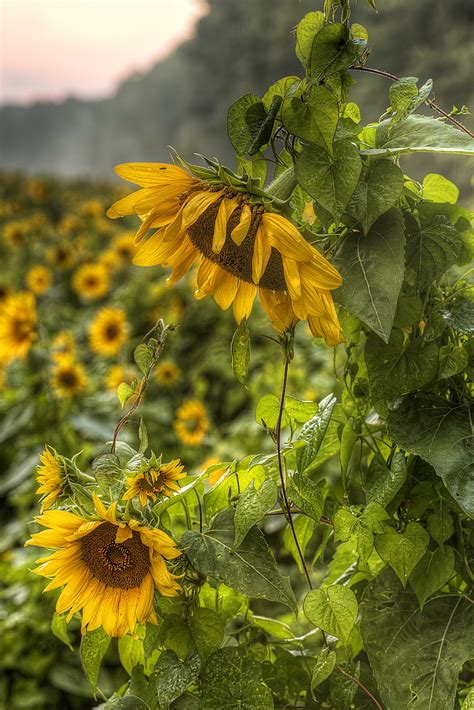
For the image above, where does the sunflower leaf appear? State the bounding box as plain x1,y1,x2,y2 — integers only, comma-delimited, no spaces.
200,647,273,710
181,509,297,613
80,627,111,695
152,650,201,710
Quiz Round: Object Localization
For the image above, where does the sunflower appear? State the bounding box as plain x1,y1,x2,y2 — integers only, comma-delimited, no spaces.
0,291,37,364
123,458,186,506
26,266,52,295
155,359,182,388
72,263,109,300
112,233,137,263
88,307,128,356
25,494,181,637
0,284,12,305
51,331,76,362
99,249,121,272
107,162,343,345
4,220,28,248
174,399,209,447
36,447,66,512
105,364,138,391
47,243,74,269
51,359,87,398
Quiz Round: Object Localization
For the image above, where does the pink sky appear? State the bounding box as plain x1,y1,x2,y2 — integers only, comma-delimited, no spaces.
0,0,207,104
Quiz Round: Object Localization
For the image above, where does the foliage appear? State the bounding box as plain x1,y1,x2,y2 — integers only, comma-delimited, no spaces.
1,1,473,708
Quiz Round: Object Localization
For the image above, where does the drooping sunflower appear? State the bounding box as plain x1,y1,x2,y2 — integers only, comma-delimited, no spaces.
25,494,181,637
26,265,52,295
51,358,87,398
72,263,109,300
123,458,186,506
0,291,37,364
155,359,182,388
35,447,66,512
88,307,129,356
174,399,209,447
107,162,343,345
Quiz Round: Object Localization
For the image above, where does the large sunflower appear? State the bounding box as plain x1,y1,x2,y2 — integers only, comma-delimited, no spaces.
0,291,37,364
107,162,343,345
25,494,181,637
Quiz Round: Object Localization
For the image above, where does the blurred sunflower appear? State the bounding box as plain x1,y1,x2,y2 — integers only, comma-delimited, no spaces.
51,331,76,362
25,494,181,637
155,359,182,388
80,199,104,218
0,284,12,305
36,447,65,512
99,249,121,272
0,291,37,364
107,162,343,345
72,263,109,300
174,398,209,447
58,214,82,235
47,243,74,269
51,358,87,398
88,307,128,356
123,457,186,505
105,364,138,391
26,265,52,295
112,233,137,263
4,220,27,248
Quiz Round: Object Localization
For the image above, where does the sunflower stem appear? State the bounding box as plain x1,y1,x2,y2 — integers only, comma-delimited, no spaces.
265,167,298,202
275,338,313,591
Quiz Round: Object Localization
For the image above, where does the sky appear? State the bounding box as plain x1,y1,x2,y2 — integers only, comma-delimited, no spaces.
0,0,207,105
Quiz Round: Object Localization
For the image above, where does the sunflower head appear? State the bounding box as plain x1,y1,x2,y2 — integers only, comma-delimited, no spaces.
26,266,52,295
174,398,209,447
72,263,109,300
35,447,66,512
123,454,186,506
155,359,182,388
25,493,181,637
0,291,37,364
107,160,343,345
51,330,76,362
47,243,74,269
51,358,87,398
88,307,129,356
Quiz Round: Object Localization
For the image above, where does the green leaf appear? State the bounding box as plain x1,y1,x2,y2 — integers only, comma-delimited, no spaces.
250,614,294,640
227,94,268,156
333,209,405,342
393,293,423,329
387,394,474,517
295,11,325,67
309,23,360,81
409,545,455,608
405,212,460,289
181,509,297,613
334,508,375,562
80,627,111,693
200,647,273,710
152,651,200,709
427,507,454,546
296,140,362,223
311,647,337,689
105,697,148,709
231,320,250,385
282,85,338,152
158,608,224,662
255,394,286,430
234,478,278,549
308,403,347,471
365,329,439,401
441,296,474,334
118,634,145,675
347,159,404,234
296,394,337,473
374,522,429,586
51,613,73,651
438,344,469,379
284,396,318,426
200,583,247,624
133,343,153,375
366,452,407,508
304,585,358,645
360,114,474,157
283,514,316,573
262,76,301,110
389,77,433,126
117,382,136,409
287,472,326,522
422,173,459,204
360,570,473,709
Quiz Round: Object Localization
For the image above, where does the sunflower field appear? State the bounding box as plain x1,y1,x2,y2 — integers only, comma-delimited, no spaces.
1,2,473,709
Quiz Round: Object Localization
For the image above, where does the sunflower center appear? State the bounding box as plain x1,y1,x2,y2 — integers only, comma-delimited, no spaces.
105,323,119,340
81,522,150,589
187,201,287,291
12,317,33,342
58,369,79,387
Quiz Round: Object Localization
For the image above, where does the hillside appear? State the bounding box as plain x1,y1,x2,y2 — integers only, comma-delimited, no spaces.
1,0,472,192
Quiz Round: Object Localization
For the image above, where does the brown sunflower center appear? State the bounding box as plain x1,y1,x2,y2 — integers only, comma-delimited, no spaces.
187,201,287,291
81,521,150,589
12,317,34,342
105,323,120,340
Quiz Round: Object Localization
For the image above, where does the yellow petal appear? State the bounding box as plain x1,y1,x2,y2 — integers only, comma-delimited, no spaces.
115,526,133,543
212,271,239,310
282,258,301,299
114,162,193,187
182,189,222,229
231,204,252,246
252,224,271,284
299,258,343,291
133,232,179,267
106,188,154,219
232,281,257,323
262,213,314,261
